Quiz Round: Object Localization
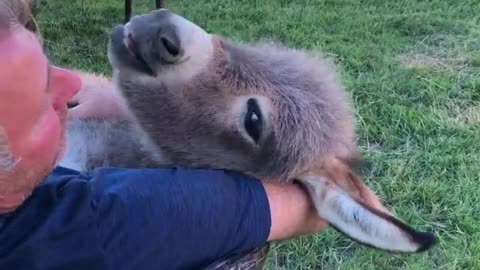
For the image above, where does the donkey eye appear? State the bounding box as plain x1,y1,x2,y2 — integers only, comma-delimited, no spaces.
244,98,262,143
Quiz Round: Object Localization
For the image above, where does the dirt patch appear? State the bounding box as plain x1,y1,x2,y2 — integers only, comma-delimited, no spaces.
397,34,480,74
397,52,469,72
442,101,480,126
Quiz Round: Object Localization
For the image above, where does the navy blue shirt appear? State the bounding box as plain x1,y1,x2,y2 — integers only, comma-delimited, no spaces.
0,166,271,270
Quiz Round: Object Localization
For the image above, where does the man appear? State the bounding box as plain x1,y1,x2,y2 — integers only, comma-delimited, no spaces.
0,2,328,269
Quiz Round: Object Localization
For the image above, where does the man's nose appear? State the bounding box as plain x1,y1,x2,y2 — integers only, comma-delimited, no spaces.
49,66,82,110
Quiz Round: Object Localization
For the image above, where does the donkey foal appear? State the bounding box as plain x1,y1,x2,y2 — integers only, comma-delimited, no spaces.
60,9,436,266
108,9,436,253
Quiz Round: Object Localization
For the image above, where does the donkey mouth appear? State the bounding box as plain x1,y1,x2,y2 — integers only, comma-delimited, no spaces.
124,32,155,75
123,25,157,76
109,24,157,77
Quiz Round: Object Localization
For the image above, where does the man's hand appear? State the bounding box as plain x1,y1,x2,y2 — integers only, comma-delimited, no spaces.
263,181,329,241
67,71,133,121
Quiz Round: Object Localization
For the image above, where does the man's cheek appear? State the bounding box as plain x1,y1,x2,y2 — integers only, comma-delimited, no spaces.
25,108,64,165
56,109,69,161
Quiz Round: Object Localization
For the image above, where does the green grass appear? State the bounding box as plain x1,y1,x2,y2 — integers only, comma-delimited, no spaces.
35,0,480,269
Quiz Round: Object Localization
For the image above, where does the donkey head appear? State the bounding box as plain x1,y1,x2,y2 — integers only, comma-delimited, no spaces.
108,9,436,253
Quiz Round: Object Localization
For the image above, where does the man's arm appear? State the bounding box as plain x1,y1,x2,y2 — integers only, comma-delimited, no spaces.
90,166,272,269
0,166,328,270
88,167,327,269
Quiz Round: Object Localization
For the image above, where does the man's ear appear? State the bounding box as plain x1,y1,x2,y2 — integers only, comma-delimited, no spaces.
5,0,42,42
297,157,436,253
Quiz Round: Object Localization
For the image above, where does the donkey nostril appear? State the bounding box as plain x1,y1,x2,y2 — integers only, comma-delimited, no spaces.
161,36,179,57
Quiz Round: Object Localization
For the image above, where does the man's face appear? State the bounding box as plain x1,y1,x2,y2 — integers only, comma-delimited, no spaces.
0,25,81,197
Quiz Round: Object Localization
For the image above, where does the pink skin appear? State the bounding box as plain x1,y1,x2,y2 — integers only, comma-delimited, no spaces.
0,25,81,213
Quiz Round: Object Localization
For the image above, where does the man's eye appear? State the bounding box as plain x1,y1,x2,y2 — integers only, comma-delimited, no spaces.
67,101,79,109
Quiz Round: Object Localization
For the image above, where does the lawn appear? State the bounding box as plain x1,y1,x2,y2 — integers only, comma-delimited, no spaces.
35,0,479,269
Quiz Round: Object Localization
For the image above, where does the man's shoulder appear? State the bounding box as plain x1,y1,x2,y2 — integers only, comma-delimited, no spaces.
43,166,155,185
42,166,89,184
45,166,83,180
0,166,271,269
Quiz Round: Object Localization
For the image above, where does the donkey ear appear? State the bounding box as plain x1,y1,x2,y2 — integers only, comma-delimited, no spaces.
297,159,436,253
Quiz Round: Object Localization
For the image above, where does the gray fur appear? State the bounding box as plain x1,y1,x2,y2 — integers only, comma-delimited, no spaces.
108,9,356,181
60,119,166,171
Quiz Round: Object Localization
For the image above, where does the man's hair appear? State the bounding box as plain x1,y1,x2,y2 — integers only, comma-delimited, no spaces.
0,3,14,170
0,126,16,170
0,0,37,170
